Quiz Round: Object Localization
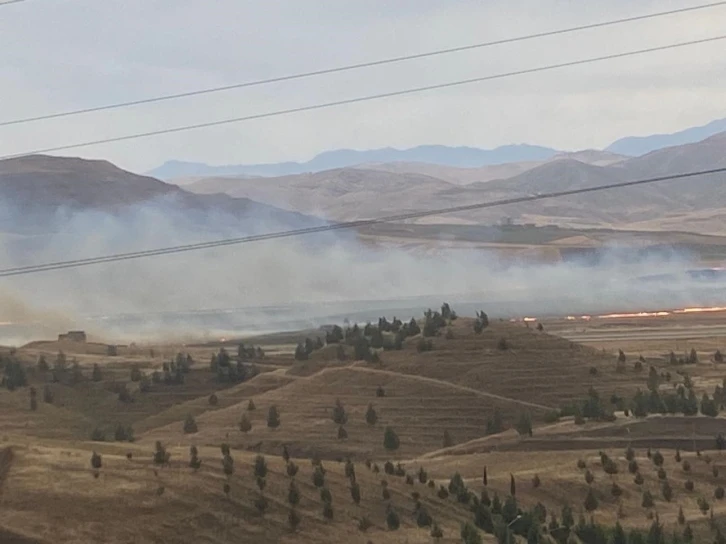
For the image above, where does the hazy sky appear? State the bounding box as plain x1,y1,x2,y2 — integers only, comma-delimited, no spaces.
0,0,724,172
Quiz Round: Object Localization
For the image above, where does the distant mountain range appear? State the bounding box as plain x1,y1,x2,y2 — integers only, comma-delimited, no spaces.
149,117,725,180
149,144,559,180
183,132,726,234
606,117,726,156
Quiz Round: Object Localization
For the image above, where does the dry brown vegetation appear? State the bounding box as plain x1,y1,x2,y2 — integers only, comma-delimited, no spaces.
3,310,726,542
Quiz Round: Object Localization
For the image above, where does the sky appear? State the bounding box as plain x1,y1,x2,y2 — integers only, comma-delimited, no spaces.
0,0,724,173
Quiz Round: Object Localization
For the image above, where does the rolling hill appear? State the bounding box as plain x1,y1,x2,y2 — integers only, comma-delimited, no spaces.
182,133,726,233
0,155,323,235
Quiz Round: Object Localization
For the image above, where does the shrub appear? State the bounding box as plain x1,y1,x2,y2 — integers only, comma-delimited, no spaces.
662,481,673,502
239,414,252,433
247,399,256,411
585,470,594,485
657,467,667,480
417,338,433,353
634,473,644,486
584,488,598,512
416,507,433,528
685,479,695,492
497,337,509,351
629,459,639,474
386,507,400,530
331,399,348,425
683,460,692,472
254,495,268,514
642,490,654,508
90,451,102,470
288,508,300,531
437,485,449,499
577,459,587,470
383,427,400,451
461,521,483,544
267,406,281,429
322,501,333,520
183,414,198,434
716,486,725,500
365,403,378,425
532,474,541,488
358,516,372,532
337,426,348,440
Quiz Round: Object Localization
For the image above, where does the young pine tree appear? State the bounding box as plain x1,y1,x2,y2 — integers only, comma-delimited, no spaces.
267,405,281,429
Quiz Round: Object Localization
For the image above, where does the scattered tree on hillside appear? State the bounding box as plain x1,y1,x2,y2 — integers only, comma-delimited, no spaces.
642,490,654,508
350,481,361,505
365,403,378,425
189,445,202,470
497,337,509,351
532,474,541,489
337,426,348,440
515,413,533,436
29,387,37,411
267,406,281,429
688,348,699,365
386,507,400,530
153,441,170,465
247,399,256,411
183,414,198,434
287,508,300,532
36,355,49,373
486,409,504,435
584,488,598,512
383,427,400,451
431,522,444,542
331,399,348,425
443,430,453,448
90,451,102,477
294,343,308,361
91,363,102,382
716,350,724,364
312,466,325,488
461,521,483,544
208,393,218,406
510,474,516,496
114,424,134,442
376,385,385,397
483,466,488,486
238,413,252,433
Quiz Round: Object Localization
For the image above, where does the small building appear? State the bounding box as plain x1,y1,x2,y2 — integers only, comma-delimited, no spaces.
58,331,87,343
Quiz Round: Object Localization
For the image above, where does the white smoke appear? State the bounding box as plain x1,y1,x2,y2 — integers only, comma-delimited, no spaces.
0,197,723,345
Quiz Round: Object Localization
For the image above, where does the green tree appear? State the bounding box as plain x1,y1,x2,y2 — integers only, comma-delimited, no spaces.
287,480,300,506
642,490,655,508
189,445,201,470
331,399,347,425
90,451,102,470
516,413,533,436
383,426,400,451
584,488,598,512
474,503,494,533
612,522,627,544
510,473,516,496
386,507,400,530
267,405,281,429
254,454,268,479
461,521,483,544
365,403,378,425
183,414,198,434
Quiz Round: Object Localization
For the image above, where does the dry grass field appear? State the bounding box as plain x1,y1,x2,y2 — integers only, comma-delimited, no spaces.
2,309,726,542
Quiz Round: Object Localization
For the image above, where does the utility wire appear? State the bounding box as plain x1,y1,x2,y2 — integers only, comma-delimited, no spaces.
1,2,724,128
1,166,724,278
0,0,28,6
2,34,724,161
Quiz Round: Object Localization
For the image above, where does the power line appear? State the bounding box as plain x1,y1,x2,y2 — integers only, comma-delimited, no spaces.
0,0,29,5
2,35,724,161
2,2,724,128
1,166,724,278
